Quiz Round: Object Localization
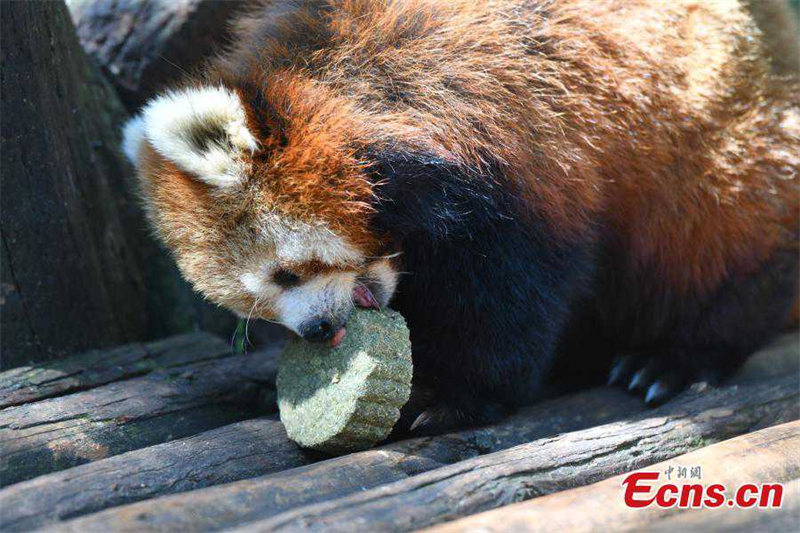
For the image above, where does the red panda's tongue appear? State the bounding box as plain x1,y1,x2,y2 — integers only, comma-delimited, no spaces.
329,327,347,348
352,284,380,309
330,285,377,347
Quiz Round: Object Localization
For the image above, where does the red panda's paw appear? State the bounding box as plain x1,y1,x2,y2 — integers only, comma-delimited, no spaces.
607,351,722,406
388,382,509,438
390,389,508,438
405,401,507,436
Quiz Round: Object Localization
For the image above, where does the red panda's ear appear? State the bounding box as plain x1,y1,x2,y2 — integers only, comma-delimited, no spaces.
122,86,258,188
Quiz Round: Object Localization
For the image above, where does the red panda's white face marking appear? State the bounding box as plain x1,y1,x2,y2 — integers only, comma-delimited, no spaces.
235,215,390,337
123,85,398,341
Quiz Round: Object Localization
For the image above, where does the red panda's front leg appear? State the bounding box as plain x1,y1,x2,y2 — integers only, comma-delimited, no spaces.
390,226,596,435
369,150,598,434
607,247,799,405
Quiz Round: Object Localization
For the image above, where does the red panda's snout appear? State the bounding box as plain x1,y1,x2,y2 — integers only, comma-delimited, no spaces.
236,259,397,348
264,261,397,343
296,284,378,346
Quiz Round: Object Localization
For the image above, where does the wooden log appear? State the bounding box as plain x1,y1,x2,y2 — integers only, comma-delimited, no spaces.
6,333,795,529
0,332,229,408
0,347,278,487
0,417,312,532
41,374,798,532
730,331,799,385
68,0,244,110
425,421,800,533
27,387,642,532
0,1,237,364
227,377,799,533
645,478,799,533
0,0,150,367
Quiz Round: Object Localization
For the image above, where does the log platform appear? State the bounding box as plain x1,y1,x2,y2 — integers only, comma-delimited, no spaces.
0,332,797,532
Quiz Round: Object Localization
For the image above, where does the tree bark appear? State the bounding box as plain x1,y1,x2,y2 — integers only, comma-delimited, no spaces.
0,1,151,367
68,0,245,111
0,346,279,486
425,421,800,533
0,1,240,367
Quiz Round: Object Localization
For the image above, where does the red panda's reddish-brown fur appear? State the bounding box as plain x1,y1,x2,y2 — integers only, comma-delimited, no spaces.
204,0,799,296
129,0,799,431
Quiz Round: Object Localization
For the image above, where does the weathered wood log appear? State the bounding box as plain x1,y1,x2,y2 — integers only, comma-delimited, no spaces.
730,331,799,385
425,421,800,533
42,374,798,532
0,332,229,408
27,387,643,532
645,478,799,533
68,0,244,110
227,377,798,533
0,417,312,532
4,333,795,529
0,1,238,366
0,347,278,487
0,0,151,367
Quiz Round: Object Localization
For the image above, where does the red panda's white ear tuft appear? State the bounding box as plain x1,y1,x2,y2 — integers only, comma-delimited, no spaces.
127,86,258,188
122,114,146,165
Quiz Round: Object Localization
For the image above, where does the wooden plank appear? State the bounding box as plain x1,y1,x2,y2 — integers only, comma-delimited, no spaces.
0,417,312,532
0,347,278,487
41,374,797,532
425,421,800,533
0,332,230,408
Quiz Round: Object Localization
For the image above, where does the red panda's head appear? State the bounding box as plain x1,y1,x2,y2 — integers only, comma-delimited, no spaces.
123,83,399,344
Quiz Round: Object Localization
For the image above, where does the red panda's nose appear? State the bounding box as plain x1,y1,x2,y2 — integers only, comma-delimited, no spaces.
299,318,337,343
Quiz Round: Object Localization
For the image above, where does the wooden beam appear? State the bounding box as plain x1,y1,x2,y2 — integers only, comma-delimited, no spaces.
425,421,800,533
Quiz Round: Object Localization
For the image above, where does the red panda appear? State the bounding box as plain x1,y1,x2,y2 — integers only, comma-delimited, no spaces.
123,0,799,433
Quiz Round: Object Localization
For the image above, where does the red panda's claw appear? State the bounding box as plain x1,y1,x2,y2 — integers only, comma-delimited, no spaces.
409,411,431,432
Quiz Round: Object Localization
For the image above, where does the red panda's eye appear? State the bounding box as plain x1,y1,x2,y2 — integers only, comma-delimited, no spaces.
272,268,301,288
